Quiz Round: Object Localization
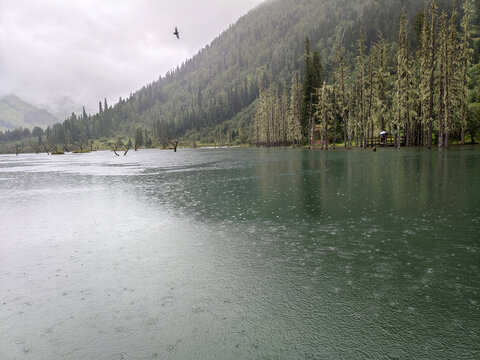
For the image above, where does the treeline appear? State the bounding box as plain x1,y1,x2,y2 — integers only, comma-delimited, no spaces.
253,0,480,148
1,0,479,152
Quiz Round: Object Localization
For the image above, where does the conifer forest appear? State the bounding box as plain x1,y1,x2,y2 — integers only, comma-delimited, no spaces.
1,0,480,153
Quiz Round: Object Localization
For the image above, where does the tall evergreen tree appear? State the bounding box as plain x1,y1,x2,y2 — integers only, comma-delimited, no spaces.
302,37,323,138
315,82,333,150
279,88,289,144
460,0,473,144
334,44,348,148
437,11,448,147
134,126,143,150
419,0,430,146
427,0,438,148
356,23,367,147
372,33,391,135
395,10,411,148
288,73,303,147
443,1,459,148
302,37,313,134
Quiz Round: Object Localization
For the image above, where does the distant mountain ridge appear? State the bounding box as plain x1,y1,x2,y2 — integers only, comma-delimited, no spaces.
0,95,59,130
82,0,459,143
2,0,468,146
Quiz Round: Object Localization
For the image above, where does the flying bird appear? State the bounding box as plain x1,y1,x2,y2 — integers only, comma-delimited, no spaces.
173,27,179,39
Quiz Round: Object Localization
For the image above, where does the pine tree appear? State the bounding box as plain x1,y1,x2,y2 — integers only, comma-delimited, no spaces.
356,23,366,147
253,78,280,147
302,38,323,138
346,88,356,149
427,0,438,149
303,37,313,134
280,88,289,145
443,0,460,149
367,46,376,146
312,50,323,102
372,33,391,135
134,126,143,150
315,82,333,150
395,10,410,148
288,73,303,147
334,44,347,148
266,75,276,145
253,89,263,145
254,85,267,145
437,11,448,147
419,0,430,146
460,0,473,145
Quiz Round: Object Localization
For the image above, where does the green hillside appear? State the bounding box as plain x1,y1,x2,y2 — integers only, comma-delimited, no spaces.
2,0,478,150
105,0,460,142
0,95,59,131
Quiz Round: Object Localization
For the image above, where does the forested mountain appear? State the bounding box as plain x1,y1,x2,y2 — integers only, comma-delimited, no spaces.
105,0,465,144
0,95,59,131
1,0,478,151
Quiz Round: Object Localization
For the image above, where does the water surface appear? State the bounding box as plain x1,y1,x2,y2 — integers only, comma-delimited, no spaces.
1,147,479,359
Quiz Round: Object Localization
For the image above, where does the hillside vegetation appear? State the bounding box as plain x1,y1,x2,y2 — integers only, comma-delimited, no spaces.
0,95,59,131
1,0,478,152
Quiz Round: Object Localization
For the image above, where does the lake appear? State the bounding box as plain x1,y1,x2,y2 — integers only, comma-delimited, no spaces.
1,147,479,359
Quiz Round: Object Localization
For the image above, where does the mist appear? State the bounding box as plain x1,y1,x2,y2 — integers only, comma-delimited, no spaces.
0,0,264,118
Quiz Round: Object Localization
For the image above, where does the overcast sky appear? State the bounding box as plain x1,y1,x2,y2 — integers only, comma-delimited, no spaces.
0,0,265,117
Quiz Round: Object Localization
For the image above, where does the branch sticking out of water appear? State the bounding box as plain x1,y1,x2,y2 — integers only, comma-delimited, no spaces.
168,139,179,152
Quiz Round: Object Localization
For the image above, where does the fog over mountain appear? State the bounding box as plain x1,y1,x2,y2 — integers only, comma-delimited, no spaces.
0,95,59,130
0,0,265,119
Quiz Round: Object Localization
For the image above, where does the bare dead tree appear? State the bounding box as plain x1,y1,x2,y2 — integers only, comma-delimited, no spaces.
112,142,121,156
43,144,50,155
123,145,129,156
49,143,60,154
76,139,86,152
168,139,179,152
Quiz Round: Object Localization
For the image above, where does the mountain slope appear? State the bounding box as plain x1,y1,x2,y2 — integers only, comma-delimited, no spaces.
15,0,464,147
96,0,459,141
0,95,59,130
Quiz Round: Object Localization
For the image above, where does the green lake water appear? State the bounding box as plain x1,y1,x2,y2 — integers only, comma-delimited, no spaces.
0,147,479,359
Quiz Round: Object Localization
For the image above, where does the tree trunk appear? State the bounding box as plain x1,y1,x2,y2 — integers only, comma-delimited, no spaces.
428,1,437,149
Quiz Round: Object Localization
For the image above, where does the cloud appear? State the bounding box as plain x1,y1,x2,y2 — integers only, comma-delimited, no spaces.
0,0,264,117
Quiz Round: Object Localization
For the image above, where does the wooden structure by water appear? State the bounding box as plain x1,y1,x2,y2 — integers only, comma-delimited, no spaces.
365,135,405,147
312,135,406,147
311,125,406,147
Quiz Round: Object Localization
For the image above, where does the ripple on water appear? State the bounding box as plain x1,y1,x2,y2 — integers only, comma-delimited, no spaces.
1,149,480,359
